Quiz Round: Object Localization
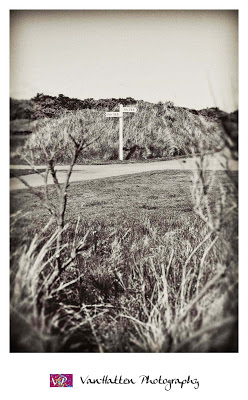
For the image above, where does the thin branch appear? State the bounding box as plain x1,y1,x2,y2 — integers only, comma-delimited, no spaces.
20,156,47,178
48,159,61,196
11,171,41,195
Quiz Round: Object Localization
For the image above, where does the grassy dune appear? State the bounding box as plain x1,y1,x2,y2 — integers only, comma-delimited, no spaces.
11,101,224,165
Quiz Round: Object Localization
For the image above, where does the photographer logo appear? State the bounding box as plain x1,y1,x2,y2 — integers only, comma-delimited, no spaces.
50,374,73,387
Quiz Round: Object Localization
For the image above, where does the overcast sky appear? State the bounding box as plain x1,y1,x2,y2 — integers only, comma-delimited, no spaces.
10,10,238,111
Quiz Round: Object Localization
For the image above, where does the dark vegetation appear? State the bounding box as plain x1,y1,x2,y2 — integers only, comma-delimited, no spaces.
10,94,137,121
10,93,229,124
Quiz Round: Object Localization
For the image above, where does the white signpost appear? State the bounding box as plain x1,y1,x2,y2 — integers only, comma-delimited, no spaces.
105,104,137,161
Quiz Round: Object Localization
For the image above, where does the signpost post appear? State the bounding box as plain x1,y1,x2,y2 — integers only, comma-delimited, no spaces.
105,104,137,161
119,104,124,161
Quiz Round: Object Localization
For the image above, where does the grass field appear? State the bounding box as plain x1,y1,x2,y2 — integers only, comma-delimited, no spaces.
11,169,237,243
11,170,198,244
10,169,238,352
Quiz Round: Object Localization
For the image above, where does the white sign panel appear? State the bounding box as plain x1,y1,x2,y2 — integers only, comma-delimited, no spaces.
105,112,121,117
123,107,137,113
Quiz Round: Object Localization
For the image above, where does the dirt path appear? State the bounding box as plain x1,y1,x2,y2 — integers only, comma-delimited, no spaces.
10,152,238,191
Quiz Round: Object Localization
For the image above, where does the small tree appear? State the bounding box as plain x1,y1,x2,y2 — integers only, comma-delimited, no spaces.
13,112,101,287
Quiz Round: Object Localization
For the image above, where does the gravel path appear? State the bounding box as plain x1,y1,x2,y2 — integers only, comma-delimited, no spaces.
10,152,238,191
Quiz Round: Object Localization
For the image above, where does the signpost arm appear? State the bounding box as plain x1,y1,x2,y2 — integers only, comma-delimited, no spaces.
119,104,124,161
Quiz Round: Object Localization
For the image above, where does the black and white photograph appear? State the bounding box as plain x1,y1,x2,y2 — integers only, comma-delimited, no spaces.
9,9,238,355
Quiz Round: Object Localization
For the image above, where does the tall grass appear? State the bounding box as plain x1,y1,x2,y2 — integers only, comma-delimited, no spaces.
10,218,109,352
